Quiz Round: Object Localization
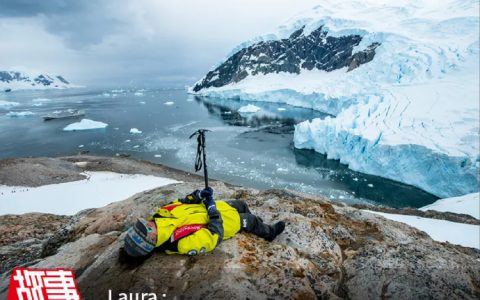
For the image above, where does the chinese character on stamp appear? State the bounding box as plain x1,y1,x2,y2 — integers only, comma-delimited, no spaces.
8,268,81,300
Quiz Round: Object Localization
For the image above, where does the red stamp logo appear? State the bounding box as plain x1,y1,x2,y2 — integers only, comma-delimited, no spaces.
7,268,81,300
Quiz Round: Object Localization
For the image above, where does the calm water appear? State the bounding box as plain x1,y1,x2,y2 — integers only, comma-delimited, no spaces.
0,88,438,208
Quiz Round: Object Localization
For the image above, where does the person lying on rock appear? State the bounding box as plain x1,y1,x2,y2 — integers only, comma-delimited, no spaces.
123,187,285,257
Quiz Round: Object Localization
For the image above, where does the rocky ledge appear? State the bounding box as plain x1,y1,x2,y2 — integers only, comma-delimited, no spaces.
0,156,479,299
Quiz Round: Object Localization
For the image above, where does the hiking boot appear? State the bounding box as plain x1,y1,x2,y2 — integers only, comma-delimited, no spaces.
266,221,286,241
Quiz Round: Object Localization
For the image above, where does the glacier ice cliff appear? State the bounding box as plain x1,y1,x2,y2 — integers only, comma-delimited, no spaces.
191,0,480,198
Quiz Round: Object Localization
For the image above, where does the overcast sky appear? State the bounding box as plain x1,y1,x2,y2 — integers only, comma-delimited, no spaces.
0,0,320,87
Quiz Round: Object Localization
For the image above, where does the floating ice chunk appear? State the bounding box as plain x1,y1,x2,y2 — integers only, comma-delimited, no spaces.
130,128,142,134
277,107,286,111
0,100,19,107
78,145,84,148
134,92,144,96
367,183,374,188
63,119,108,131
154,154,162,158
102,93,111,97
139,101,146,104
32,98,51,103
277,168,289,172
164,101,174,105
6,111,34,117
125,139,131,143
238,104,261,113
31,98,50,107
133,145,140,148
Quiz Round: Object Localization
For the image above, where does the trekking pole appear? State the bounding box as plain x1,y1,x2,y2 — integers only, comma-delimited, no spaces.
189,129,210,189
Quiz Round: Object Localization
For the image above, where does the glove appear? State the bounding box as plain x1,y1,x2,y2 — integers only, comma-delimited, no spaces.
200,187,213,199
201,187,216,212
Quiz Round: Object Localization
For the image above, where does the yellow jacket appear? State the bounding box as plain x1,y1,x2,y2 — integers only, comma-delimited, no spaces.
149,200,241,255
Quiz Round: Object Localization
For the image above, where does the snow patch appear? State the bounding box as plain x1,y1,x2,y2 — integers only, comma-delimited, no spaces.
0,171,178,215
421,193,479,219
365,210,480,249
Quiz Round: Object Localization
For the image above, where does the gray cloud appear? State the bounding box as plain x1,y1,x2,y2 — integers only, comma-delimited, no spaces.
0,0,320,86
0,0,76,17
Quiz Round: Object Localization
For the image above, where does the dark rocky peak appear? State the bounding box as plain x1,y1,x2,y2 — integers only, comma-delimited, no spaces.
0,71,29,83
56,75,70,84
34,74,54,86
193,25,380,92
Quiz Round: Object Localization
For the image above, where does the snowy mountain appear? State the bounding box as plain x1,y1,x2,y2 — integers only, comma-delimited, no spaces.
0,70,72,90
191,0,479,198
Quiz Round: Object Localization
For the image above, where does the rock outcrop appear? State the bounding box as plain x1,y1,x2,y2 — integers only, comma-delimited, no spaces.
0,156,479,299
192,26,380,92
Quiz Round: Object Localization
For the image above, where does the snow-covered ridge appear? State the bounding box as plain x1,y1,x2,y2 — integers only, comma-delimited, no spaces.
192,0,479,198
0,70,74,91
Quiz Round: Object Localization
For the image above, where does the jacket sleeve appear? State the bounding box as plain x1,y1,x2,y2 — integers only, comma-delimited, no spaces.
206,205,224,244
176,205,224,255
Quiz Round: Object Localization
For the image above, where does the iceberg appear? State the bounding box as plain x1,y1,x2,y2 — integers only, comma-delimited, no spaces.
130,128,142,134
192,0,480,198
0,100,20,107
6,111,34,117
63,119,108,131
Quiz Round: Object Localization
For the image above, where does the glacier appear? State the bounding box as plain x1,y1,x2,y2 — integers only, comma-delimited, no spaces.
191,0,480,198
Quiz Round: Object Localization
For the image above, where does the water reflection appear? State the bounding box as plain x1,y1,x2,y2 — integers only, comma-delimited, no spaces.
193,95,329,129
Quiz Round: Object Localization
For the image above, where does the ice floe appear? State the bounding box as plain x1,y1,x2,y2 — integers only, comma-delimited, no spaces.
63,119,108,131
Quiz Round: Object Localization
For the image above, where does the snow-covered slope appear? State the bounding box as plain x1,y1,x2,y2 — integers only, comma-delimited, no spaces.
192,0,479,198
420,192,479,219
0,70,73,90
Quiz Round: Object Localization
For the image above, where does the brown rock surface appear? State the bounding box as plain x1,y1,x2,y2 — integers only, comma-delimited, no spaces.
0,156,479,299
